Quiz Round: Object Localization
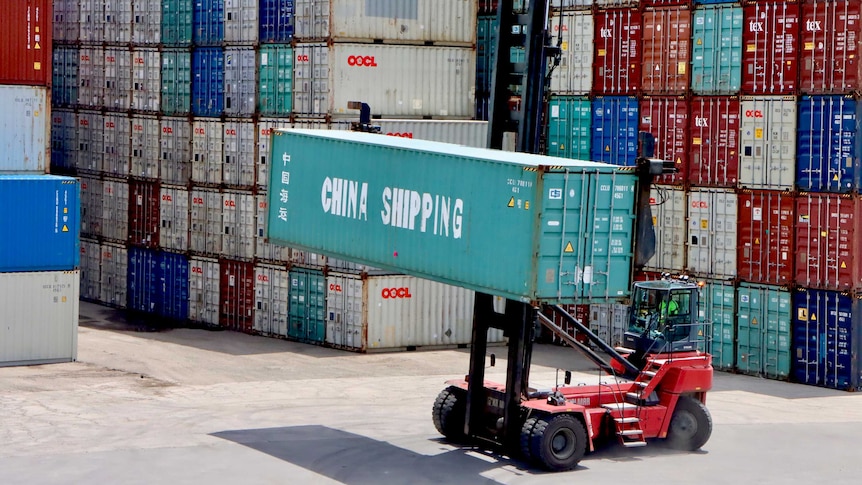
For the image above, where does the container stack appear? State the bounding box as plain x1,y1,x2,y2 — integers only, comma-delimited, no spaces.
51,0,498,352
2,1,81,366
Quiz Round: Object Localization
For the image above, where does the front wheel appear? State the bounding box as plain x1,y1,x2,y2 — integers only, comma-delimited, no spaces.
432,386,467,443
666,395,712,451
522,415,587,471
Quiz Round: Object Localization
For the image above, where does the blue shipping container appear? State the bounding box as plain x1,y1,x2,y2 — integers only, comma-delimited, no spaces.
690,5,743,95
793,288,862,391
0,175,80,272
192,48,225,117
128,248,190,319
128,247,159,313
590,96,639,166
259,0,294,42
193,0,225,45
797,96,862,193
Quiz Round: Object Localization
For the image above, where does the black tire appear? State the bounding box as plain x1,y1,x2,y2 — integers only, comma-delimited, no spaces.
519,417,541,462
523,415,587,471
666,395,712,451
432,386,467,443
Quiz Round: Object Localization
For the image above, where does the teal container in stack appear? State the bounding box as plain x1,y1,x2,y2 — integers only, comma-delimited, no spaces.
546,96,591,160
737,283,792,380
699,279,736,371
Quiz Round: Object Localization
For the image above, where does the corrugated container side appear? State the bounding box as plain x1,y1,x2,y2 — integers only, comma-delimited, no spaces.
590,96,640,166
224,47,257,116
54,0,80,43
687,187,738,278
737,283,791,379
130,114,161,179
476,14,497,96
103,0,133,44
800,1,862,95
191,187,223,255
223,121,256,186
689,96,740,187
548,10,594,95
592,8,642,95
132,0,162,44
51,110,77,174
225,0,258,43
793,289,862,391
160,185,190,251
188,256,220,324
700,279,736,371
100,242,128,307
128,179,161,248
78,46,105,108
160,49,192,116
80,238,101,301
157,251,189,320
220,258,255,331
331,119,489,148
79,0,105,43
79,175,103,238
192,48,225,117
1,0,52,86
289,267,327,343
326,272,366,350
588,303,630,349
102,113,131,177
127,246,159,313
641,6,691,95
222,191,256,260
691,5,743,95
254,264,290,336
260,0,295,42
256,118,293,189
545,96,591,160
101,179,130,242
595,0,638,8
0,176,80,272
737,190,795,286
74,111,104,174
539,304,590,347
131,48,161,112
161,0,194,45
0,86,49,173
193,0,225,45
160,117,192,184
644,185,687,273
795,194,862,292
52,47,79,107
292,43,329,116
258,44,294,116
192,119,224,185
255,196,291,262
796,95,862,193
639,96,690,184
739,96,797,190
0,271,79,366
741,2,799,95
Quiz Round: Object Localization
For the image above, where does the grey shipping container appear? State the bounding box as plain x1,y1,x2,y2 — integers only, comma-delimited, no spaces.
223,121,256,187
130,114,161,179
192,119,224,185
100,242,128,308
100,178,130,243
189,256,220,325
103,48,132,110
254,263,290,336
255,195,291,263
644,185,687,273
739,96,797,190
160,185,191,251
224,47,257,116
79,175,103,238
0,86,49,173
132,0,162,44
131,48,161,112
75,111,104,174
190,187,224,255
102,113,131,177
78,46,105,108
548,10,594,95
222,191,256,260
687,188,738,278
225,0,259,44
160,117,192,185
80,238,102,301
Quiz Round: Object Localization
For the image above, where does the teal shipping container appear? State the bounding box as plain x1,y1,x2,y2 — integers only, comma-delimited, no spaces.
162,0,194,45
289,267,326,344
266,130,639,304
258,44,293,116
737,283,792,379
545,96,591,160
699,279,736,371
690,5,743,95
161,50,192,115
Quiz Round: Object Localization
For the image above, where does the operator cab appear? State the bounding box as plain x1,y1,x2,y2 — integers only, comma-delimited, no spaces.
623,277,703,360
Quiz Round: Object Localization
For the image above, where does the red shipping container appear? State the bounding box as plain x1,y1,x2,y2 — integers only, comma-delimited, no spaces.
795,193,862,291
639,96,690,185
128,179,160,248
220,259,255,332
800,0,862,94
689,96,740,187
642,6,691,94
593,9,643,95
742,2,800,95
0,0,52,86
737,190,795,285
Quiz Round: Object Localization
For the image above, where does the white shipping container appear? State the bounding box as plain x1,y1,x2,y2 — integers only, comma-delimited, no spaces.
104,0,133,44
190,188,223,255
75,111,104,173
223,121,256,186
687,188,738,278
326,273,504,351
645,185,687,273
549,10,594,95
224,48,257,116
0,271,79,366
0,86,49,173
132,0,162,44
54,0,80,42
160,185,190,251
79,0,105,43
160,117,191,185
104,48,132,110
373,119,488,148
79,175,103,237
739,96,797,190
131,48,161,112
255,195,291,263
589,303,630,348
294,0,476,45
192,119,224,185
101,179,129,242
293,43,330,116
222,191,256,260
80,238,101,301
102,113,131,177
100,242,128,308
78,46,105,107
254,264,290,336
189,256,220,325
225,0,258,43
130,115,161,178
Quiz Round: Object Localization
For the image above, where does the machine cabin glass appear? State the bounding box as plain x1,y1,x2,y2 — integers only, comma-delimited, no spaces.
627,280,700,353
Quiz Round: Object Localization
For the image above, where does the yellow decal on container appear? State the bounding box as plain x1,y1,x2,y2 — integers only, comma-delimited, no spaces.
564,242,574,253
752,318,758,326
524,201,530,210
755,128,763,139
821,231,827,237
693,137,702,145
62,225,69,232
598,49,606,57
755,238,760,244
34,62,41,70
605,145,611,152
35,43,41,50
798,308,808,321
841,261,847,269
678,62,686,75
62,296,67,303
696,38,702,46
508,197,515,208
746,44,756,53
652,216,657,226
811,313,817,321
561,41,569,51
804,42,814,51
701,219,708,229
559,144,565,151
64,208,68,214
833,174,839,181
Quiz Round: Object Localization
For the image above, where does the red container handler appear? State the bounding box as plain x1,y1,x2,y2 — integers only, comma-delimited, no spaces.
737,189,795,286
641,6,692,95
741,1,800,95
800,0,862,94
128,179,161,248
795,193,862,292
0,0,52,86
593,8,643,95
689,96,741,187
220,258,255,332
639,96,690,185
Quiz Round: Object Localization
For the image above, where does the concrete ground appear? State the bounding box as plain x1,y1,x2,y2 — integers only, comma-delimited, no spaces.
1,301,860,485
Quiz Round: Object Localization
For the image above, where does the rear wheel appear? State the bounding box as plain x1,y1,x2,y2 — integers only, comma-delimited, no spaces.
522,415,587,471
432,386,467,443
666,395,712,451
